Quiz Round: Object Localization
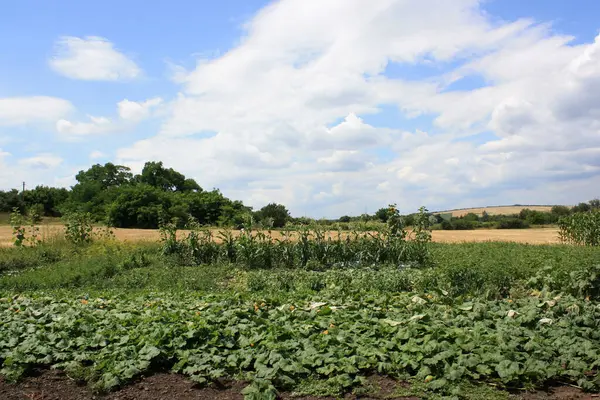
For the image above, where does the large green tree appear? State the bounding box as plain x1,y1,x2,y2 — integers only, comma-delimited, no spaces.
255,203,290,228
135,161,201,193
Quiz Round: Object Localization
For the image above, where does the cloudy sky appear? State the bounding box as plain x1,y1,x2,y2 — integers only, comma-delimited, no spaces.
1,0,600,217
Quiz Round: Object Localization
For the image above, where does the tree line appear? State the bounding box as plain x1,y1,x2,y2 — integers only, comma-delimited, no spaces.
0,161,291,229
1,160,597,230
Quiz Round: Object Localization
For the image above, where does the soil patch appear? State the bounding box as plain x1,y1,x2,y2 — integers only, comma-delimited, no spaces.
1,370,597,400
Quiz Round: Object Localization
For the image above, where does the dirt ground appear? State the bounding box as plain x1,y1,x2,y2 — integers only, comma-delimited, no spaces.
0,370,596,400
0,225,562,248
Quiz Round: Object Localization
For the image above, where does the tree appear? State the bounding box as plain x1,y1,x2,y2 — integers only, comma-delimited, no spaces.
255,203,290,228
108,185,174,229
572,202,592,213
338,215,351,223
136,161,201,193
0,189,24,213
22,186,69,217
75,163,133,189
375,207,391,222
551,205,571,217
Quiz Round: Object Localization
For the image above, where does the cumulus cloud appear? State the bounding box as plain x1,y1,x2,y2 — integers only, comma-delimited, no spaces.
18,154,63,169
108,0,600,217
56,97,163,140
89,150,107,160
49,36,141,81
118,98,163,121
0,96,73,126
56,116,114,139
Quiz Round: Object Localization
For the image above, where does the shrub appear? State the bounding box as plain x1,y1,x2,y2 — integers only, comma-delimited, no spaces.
452,219,476,230
63,212,94,245
497,218,529,229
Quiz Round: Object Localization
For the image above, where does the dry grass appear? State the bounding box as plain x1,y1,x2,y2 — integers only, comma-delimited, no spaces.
0,225,561,247
435,205,558,218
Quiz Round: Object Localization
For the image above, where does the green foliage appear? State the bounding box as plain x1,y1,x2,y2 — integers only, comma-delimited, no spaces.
135,161,201,192
255,203,290,228
551,205,571,217
559,211,600,246
1,291,600,396
497,218,529,229
9,208,41,247
9,208,25,247
1,237,600,397
63,212,94,245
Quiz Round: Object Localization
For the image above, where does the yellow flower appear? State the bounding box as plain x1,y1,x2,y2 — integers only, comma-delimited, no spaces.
322,330,329,335
250,343,254,347
507,299,513,303
329,323,335,328
81,299,88,305
289,305,295,311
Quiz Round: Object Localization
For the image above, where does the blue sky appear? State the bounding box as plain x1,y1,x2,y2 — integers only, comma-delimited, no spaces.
1,0,600,217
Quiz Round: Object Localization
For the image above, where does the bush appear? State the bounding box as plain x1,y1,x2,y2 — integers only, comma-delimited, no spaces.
63,212,94,245
497,218,529,229
452,219,476,230
440,220,454,230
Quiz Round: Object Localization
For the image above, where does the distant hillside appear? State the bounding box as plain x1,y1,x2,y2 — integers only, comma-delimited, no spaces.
434,205,560,218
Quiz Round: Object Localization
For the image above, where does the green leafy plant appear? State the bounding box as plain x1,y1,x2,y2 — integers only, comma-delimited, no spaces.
559,211,600,246
63,212,94,245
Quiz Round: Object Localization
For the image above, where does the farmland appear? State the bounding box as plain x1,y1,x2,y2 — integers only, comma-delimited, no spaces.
1,213,600,400
434,206,556,218
0,225,563,247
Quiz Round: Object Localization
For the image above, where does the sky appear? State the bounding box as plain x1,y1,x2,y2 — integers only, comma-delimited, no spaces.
1,0,600,218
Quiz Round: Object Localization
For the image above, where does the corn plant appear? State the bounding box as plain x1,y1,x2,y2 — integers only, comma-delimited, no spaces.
559,211,600,246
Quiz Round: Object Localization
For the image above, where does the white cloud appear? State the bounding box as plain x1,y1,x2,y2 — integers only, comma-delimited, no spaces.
56,116,114,139
49,36,141,81
118,97,163,121
0,96,73,126
111,0,600,217
89,150,106,160
18,154,63,169
56,96,162,140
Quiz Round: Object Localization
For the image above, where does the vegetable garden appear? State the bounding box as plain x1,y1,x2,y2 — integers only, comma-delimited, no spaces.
1,206,600,399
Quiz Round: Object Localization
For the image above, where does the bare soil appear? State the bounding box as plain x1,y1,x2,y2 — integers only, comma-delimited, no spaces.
0,370,596,400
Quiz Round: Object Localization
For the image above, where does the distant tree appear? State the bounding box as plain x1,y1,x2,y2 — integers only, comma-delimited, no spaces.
589,199,600,209
0,189,25,213
107,184,173,229
572,202,592,213
480,211,490,222
22,186,69,217
338,215,351,223
462,213,479,223
551,205,571,217
135,161,201,192
375,207,392,223
75,163,133,188
255,203,290,228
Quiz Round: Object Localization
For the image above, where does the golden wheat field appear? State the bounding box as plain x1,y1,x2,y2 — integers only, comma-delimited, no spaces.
436,205,556,218
0,225,562,247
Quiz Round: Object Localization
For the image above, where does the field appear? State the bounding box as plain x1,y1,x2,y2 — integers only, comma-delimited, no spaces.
1,222,599,400
0,225,562,247
435,205,556,218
